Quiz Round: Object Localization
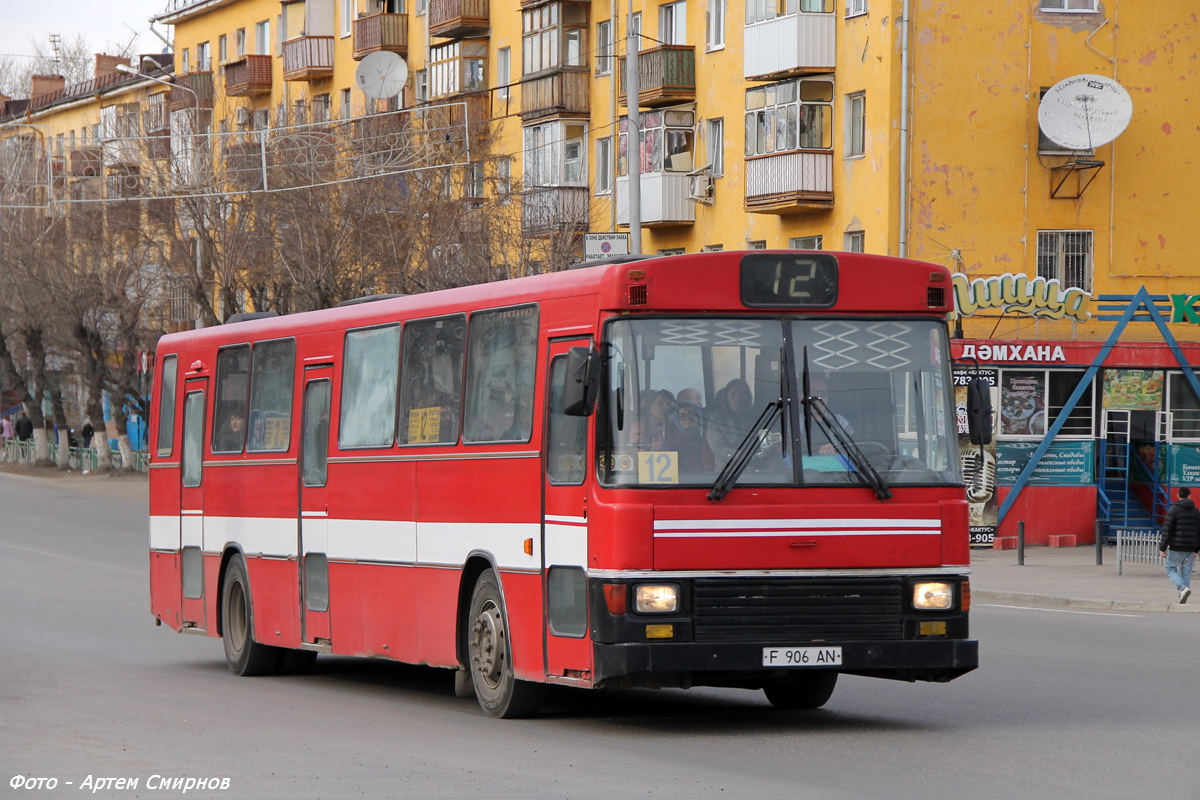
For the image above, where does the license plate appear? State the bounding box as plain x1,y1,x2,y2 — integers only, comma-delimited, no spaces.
762,646,843,667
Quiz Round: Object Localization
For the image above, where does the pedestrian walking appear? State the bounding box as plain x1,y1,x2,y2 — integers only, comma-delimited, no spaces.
14,411,33,442
1159,486,1200,604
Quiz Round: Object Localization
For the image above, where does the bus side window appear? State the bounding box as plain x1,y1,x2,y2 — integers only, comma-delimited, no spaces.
398,316,465,445
464,305,539,443
156,355,178,457
247,339,295,452
339,324,401,448
213,345,251,453
548,356,587,485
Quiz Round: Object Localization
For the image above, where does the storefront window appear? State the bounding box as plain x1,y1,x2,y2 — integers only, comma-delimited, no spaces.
1167,372,1200,440
1000,369,1093,438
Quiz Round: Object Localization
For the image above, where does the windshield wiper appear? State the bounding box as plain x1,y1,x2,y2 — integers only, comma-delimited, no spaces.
708,400,784,501
805,395,892,500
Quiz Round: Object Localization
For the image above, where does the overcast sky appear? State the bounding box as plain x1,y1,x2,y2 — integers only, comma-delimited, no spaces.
0,0,172,62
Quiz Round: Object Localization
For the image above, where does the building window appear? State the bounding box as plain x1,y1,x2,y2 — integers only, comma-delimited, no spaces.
844,231,864,252
619,109,694,175
1040,0,1097,10
845,91,865,158
846,0,867,17
659,248,685,256
415,69,428,102
999,370,1093,438
313,93,331,123
745,77,833,156
255,21,270,55
706,0,725,49
497,157,513,202
524,121,587,187
522,2,588,75
181,48,191,73
197,42,211,71
702,244,724,252
218,35,227,64
340,88,352,118
293,99,308,125
430,41,487,97
659,1,686,45
1168,372,1200,440
467,161,485,199
596,136,613,194
790,235,822,249
596,20,613,75
236,28,246,57
747,240,767,249
747,0,831,25
705,117,724,176
417,0,427,15
497,47,511,100
1037,230,1092,292
341,0,354,36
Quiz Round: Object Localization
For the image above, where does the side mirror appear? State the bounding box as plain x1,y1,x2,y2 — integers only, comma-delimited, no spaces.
966,377,993,445
562,346,600,417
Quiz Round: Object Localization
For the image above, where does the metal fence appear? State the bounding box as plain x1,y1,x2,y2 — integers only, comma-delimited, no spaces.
3,439,149,473
1114,527,1161,575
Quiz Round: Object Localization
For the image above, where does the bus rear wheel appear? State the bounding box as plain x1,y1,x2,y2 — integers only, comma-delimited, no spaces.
221,555,282,676
466,570,542,719
763,672,838,710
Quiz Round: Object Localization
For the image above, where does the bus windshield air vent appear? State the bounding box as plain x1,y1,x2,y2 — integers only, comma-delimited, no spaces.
224,311,278,324
338,293,407,306
927,287,946,308
628,284,648,305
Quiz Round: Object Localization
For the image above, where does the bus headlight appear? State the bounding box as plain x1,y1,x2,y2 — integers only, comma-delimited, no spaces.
634,584,679,613
913,582,954,610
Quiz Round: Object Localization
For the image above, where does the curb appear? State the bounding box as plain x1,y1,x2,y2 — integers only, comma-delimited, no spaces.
973,589,1200,613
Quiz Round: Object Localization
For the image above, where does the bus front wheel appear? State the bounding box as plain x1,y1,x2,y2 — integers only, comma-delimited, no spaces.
466,570,542,718
763,672,838,710
221,555,282,676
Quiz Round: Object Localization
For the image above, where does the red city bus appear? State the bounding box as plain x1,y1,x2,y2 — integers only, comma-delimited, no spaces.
148,251,983,718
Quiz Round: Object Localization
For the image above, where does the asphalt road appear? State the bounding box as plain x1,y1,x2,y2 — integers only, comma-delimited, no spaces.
2,470,1196,800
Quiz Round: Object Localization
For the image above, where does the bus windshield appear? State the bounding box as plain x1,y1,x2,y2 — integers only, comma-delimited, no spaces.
598,317,960,490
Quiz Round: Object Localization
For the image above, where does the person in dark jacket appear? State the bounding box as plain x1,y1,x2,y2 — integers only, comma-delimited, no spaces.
14,411,33,442
1159,486,1200,604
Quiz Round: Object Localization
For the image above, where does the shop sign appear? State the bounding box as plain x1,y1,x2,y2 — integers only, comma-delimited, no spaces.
1165,443,1200,485
958,343,1067,363
995,440,1095,486
953,272,1092,323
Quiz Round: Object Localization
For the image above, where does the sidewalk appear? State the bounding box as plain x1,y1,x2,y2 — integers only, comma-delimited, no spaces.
970,545,1200,613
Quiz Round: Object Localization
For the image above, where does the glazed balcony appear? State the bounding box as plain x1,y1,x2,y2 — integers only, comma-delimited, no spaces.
170,71,214,112
521,186,589,236
617,45,696,108
744,150,834,213
428,0,489,39
519,69,588,121
224,55,273,96
744,11,835,81
353,12,409,59
615,172,695,227
282,36,335,81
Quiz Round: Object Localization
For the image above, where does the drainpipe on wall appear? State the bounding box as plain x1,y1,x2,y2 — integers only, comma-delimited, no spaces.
898,0,911,258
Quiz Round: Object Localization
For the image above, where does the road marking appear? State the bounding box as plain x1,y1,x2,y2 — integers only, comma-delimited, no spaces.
980,603,1142,618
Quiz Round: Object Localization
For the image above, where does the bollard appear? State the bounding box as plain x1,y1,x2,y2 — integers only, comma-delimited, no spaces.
1017,520,1025,566
1094,519,1103,566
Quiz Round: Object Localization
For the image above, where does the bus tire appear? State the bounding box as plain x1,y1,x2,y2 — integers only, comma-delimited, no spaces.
763,672,838,710
221,555,282,676
466,570,542,718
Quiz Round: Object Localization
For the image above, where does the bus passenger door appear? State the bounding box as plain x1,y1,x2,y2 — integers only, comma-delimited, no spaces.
299,368,333,645
542,340,594,680
180,379,208,630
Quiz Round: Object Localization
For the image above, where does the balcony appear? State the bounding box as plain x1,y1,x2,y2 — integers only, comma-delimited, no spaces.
283,36,335,81
429,0,489,39
617,46,696,108
519,69,588,121
744,150,833,213
521,186,589,236
744,12,836,81
224,55,273,96
615,173,695,227
170,71,214,112
353,12,409,59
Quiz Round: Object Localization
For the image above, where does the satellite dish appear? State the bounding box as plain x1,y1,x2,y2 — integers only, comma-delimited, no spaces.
1038,74,1133,151
354,51,408,99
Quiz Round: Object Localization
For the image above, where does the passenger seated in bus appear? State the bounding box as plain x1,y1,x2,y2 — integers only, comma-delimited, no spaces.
631,389,674,450
215,409,246,452
664,399,714,472
707,379,756,462
806,374,855,456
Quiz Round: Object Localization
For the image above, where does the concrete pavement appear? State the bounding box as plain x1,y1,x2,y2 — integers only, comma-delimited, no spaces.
970,544,1200,613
